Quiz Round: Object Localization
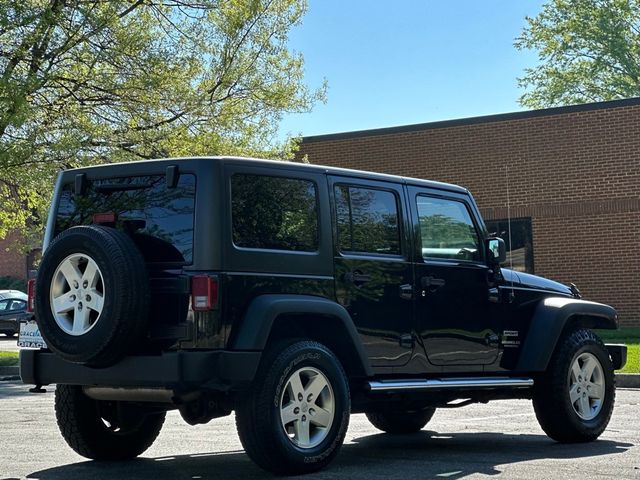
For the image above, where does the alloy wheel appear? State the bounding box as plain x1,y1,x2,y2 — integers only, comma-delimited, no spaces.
568,351,605,421
50,253,105,336
279,366,335,449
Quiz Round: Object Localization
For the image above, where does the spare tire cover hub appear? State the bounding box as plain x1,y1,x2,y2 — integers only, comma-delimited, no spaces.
50,253,105,336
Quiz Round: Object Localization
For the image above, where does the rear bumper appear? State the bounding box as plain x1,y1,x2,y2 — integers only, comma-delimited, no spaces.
606,343,627,370
20,349,261,391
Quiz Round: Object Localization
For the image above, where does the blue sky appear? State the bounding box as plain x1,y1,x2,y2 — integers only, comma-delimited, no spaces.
278,0,546,140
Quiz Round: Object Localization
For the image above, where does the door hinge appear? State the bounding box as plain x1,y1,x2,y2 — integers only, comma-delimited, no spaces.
399,283,413,300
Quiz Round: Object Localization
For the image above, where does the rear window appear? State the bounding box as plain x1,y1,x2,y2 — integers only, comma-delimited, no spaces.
55,174,196,264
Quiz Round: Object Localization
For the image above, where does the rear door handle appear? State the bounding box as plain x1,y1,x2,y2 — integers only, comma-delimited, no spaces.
344,270,371,286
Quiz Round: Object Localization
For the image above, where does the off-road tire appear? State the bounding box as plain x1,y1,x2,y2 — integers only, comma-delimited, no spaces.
55,384,165,460
235,340,350,475
366,408,436,434
533,328,615,443
36,226,149,367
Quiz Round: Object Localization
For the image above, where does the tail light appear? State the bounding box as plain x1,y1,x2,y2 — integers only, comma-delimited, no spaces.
191,275,219,311
92,212,116,224
27,279,36,313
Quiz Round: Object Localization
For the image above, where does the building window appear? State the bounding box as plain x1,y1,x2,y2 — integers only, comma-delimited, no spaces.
485,217,534,273
335,185,401,256
231,174,319,252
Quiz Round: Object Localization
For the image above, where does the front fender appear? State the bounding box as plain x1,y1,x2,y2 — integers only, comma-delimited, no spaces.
516,297,617,372
230,294,373,377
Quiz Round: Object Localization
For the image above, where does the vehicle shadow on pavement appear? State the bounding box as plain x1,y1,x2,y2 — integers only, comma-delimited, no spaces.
342,431,633,477
0,381,36,400
24,431,633,480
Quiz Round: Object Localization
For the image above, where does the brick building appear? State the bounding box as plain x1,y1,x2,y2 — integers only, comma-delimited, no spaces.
298,98,640,327
0,234,27,280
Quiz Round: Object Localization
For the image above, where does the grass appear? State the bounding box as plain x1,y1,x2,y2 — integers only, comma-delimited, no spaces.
0,351,18,367
596,328,640,374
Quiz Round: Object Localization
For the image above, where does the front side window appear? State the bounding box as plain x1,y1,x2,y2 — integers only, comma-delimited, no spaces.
335,185,401,255
231,174,319,252
416,196,480,261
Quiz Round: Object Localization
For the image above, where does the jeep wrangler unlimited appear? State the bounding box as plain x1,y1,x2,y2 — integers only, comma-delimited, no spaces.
21,157,627,475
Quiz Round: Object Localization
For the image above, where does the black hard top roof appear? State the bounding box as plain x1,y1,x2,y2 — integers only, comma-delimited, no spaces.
63,156,468,194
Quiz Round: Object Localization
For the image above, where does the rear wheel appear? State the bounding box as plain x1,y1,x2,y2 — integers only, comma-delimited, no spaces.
366,408,436,434
235,340,350,475
55,384,165,460
533,328,615,443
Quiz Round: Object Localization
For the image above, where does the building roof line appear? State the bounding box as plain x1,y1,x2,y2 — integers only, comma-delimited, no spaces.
301,96,640,144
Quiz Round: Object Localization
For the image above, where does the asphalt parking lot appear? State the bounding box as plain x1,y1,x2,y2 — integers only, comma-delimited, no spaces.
0,381,638,480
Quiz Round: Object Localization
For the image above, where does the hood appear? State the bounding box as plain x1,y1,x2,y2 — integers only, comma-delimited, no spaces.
501,269,574,297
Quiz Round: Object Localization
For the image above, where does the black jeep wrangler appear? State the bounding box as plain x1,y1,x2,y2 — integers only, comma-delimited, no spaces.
21,157,627,475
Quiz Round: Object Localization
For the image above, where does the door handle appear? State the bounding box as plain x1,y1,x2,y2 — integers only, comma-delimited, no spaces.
344,270,371,286
421,276,446,289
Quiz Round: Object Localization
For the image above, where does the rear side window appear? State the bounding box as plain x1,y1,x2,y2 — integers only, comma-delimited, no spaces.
335,185,401,256
55,174,196,264
231,174,319,252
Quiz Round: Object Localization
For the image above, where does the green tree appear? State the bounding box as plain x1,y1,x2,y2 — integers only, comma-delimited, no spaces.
515,0,640,108
0,0,325,240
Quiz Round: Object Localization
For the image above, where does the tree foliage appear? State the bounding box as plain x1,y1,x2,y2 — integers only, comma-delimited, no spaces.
515,0,640,108
0,0,324,240
0,275,27,291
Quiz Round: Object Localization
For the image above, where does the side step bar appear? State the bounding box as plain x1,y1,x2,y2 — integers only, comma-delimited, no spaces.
368,377,534,392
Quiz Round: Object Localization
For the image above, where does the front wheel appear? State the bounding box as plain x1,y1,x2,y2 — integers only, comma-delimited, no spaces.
235,340,350,475
55,384,165,460
533,329,615,443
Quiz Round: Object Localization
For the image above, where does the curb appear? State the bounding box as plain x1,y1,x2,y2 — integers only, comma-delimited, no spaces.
616,373,640,389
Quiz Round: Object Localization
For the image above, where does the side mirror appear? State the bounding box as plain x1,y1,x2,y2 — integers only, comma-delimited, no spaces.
486,237,506,265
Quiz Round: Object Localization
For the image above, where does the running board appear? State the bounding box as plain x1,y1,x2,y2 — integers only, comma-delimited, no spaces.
368,377,534,392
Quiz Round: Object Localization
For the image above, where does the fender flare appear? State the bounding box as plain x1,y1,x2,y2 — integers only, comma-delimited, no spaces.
230,294,373,377
516,297,618,372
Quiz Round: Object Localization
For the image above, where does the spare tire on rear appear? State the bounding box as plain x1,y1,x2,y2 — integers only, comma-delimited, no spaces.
36,226,150,367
